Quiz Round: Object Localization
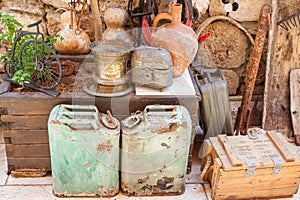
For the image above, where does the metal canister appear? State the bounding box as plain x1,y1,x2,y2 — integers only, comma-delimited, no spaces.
48,104,120,197
121,105,192,196
130,46,173,89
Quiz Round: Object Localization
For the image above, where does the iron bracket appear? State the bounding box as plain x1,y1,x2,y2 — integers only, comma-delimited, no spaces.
272,157,283,175
246,160,256,177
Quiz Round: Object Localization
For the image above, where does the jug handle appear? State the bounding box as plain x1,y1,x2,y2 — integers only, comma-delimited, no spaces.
152,13,173,32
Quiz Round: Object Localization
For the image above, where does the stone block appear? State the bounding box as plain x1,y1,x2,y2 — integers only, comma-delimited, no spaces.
209,0,271,22
222,69,239,95
197,21,249,69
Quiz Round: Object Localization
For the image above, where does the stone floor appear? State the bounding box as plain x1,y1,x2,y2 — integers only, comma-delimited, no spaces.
0,128,299,200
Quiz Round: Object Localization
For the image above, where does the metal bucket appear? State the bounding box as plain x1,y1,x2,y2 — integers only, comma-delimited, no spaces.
48,104,120,197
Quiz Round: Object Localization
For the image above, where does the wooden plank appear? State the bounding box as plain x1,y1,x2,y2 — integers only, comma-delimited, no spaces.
217,135,242,166
211,158,222,199
6,144,50,157
263,0,300,136
1,115,49,130
219,165,300,178
217,174,299,191
7,157,51,171
266,131,295,162
214,186,297,200
4,130,49,144
290,69,300,144
203,182,213,200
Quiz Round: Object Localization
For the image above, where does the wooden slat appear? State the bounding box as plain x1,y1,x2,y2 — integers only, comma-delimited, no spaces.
1,115,49,130
217,135,242,166
4,130,49,144
6,144,50,157
262,0,300,136
217,173,299,190
290,69,300,139
211,158,222,199
214,186,298,200
7,157,51,171
219,165,300,178
266,132,295,162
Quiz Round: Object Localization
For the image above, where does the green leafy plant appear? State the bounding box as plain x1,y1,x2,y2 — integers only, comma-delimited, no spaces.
0,12,63,87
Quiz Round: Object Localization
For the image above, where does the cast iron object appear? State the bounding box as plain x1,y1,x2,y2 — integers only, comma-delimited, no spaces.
4,19,62,90
234,4,272,135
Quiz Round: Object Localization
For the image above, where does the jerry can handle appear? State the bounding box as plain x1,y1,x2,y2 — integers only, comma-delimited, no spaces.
203,69,226,83
58,105,99,120
57,119,99,130
144,105,182,123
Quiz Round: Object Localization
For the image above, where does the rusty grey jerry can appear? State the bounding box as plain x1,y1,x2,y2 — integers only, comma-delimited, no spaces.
195,68,234,137
48,104,120,197
121,105,192,196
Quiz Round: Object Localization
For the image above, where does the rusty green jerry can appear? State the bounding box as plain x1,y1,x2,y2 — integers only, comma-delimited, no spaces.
48,104,120,197
121,105,192,196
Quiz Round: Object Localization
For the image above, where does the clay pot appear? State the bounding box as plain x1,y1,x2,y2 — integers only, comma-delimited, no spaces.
54,11,91,55
152,3,198,78
102,7,132,44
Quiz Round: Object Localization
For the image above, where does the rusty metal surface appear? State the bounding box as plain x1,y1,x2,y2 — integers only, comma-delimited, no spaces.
48,104,120,197
235,4,272,135
121,105,192,196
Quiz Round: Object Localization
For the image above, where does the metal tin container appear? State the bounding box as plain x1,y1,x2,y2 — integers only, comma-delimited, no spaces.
130,46,173,89
48,104,120,197
121,105,192,196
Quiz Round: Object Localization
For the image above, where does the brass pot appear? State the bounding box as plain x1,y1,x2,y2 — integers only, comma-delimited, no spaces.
89,40,133,80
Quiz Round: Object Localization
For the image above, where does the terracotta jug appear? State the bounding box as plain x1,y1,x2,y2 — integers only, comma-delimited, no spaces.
152,3,198,78
102,7,132,44
54,11,91,55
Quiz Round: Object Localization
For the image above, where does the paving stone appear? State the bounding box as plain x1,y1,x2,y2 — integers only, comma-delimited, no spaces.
0,144,8,185
0,184,207,200
6,175,52,186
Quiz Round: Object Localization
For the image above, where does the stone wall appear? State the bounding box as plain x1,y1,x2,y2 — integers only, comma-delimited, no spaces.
0,0,270,96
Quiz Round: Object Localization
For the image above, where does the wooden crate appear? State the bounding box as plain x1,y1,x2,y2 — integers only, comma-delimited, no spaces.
200,130,300,200
0,81,200,176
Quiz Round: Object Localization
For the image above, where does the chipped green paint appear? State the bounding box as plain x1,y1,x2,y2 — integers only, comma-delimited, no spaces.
121,105,192,196
48,105,120,197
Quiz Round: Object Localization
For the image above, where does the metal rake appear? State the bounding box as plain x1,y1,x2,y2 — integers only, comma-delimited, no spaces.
277,11,300,30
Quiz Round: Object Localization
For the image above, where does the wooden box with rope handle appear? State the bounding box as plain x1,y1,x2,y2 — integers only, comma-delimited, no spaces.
199,129,300,200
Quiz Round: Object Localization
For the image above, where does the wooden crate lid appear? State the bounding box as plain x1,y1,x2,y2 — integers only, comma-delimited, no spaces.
209,131,300,171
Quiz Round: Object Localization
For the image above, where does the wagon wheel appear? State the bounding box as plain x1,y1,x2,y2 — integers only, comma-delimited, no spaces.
4,61,18,78
19,40,62,89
